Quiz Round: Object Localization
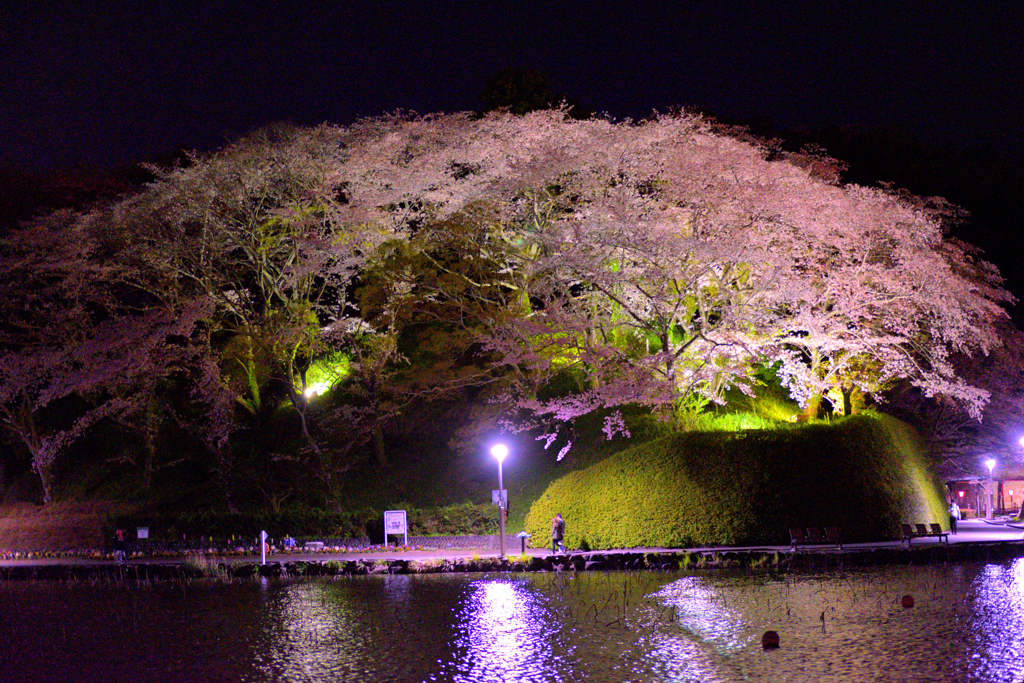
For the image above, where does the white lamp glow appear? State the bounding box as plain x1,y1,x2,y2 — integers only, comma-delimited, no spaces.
985,458,997,519
490,444,508,557
304,382,330,399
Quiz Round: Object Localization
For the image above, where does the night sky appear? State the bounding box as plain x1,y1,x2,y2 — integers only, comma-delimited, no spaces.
3,2,1022,171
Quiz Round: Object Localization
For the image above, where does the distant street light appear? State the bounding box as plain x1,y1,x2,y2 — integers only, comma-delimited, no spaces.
491,444,508,558
985,458,996,519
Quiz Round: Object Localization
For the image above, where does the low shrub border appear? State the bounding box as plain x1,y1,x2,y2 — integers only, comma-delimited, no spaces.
101,502,501,552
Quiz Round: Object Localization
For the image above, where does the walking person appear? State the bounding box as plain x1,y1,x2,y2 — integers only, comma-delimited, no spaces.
113,528,126,563
950,500,960,534
551,512,566,554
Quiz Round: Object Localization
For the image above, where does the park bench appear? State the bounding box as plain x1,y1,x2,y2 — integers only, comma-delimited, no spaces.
901,522,949,546
789,526,843,551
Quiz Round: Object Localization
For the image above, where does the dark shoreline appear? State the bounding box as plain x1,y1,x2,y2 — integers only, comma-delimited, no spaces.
5,540,1024,582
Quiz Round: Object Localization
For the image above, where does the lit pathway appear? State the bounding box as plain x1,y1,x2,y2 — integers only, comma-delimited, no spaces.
940,517,1024,544
2,518,1023,568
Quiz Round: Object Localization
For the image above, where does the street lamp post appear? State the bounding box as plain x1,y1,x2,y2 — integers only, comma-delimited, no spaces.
985,458,996,519
491,444,508,558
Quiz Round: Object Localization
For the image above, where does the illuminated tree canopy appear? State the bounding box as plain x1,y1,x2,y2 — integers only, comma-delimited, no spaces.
0,110,1013,501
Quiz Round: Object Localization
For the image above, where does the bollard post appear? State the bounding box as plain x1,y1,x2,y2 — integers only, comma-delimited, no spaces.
517,531,532,555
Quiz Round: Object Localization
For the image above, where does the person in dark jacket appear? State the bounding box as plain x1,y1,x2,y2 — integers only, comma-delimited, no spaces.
113,528,126,563
551,513,566,553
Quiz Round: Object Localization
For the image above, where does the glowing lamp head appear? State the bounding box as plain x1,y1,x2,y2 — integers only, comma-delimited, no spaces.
958,490,964,498
303,382,330,399
491,444,508,463
985,458,996,475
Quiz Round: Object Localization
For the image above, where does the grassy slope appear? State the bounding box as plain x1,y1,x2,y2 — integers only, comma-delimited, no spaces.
524,413,947,550
0,500,140,552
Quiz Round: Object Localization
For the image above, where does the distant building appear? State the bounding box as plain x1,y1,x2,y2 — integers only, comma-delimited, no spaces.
947,471,1024,518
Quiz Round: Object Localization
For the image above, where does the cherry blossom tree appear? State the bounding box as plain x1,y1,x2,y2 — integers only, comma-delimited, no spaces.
295,110,1011,458
4,108,1012,494
0,209,225,502
438,112,1012,452
886,322,1024,479
761,187,1010,421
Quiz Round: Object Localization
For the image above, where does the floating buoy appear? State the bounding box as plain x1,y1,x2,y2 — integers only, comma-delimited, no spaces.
762,630,780,649
902,594,915,609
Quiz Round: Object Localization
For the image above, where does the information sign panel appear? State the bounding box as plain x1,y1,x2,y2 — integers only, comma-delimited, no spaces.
384,509,408,546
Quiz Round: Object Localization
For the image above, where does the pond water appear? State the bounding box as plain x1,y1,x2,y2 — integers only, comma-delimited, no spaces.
2,559,1024,682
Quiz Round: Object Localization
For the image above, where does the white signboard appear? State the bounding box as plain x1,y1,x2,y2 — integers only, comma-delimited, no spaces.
136,526,149,539
384,509,408,546
491,489,508,508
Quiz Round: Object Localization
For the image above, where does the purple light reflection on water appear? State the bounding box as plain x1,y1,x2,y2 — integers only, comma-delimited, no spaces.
637,561,1024,682
967,558,1024,681
438,579,565,683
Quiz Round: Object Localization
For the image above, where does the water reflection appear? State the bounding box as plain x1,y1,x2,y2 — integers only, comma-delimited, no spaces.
643,576,752,682
967,558,1024,682
634,564,1024,683
4,564,1024,682
441,578,563,683
255,582,364,681
252,576,463,682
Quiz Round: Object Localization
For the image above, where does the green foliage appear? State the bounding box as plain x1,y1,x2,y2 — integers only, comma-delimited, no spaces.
407,502,499,536
305,351,350,392
712,367,803,424
524,414,946,548
686,411,779,432
183,554,227,578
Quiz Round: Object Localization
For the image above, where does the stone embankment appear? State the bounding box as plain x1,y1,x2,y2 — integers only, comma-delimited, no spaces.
5,540,1024,581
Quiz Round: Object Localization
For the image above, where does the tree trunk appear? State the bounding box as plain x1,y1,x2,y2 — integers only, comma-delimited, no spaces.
841,384,854,417
213,449,237,513
286,386,323,461
373,424,388,467
320,465,334,509
222,474,238,514
803,394,824,420
36,461,54,505
141,396,159,492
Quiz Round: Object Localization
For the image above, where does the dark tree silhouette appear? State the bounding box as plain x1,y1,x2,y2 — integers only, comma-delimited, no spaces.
480,68,592,118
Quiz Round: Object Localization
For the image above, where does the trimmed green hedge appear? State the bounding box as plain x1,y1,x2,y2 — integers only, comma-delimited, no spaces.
524,414,947,549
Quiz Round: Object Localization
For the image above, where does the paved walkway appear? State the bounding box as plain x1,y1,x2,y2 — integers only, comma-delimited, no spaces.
2,518,1021,568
